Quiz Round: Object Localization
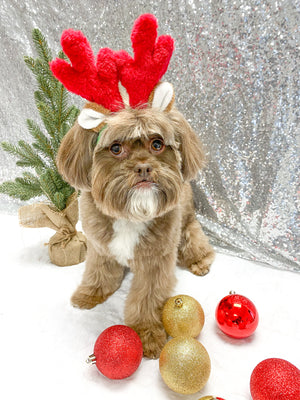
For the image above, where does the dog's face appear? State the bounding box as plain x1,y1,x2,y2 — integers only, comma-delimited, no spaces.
91,108,183,221
56,106,205,221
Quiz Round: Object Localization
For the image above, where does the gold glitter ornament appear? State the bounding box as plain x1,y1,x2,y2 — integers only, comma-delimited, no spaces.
198,397,225,400
162,294,205,337
159,336,211,394
198,397,215,400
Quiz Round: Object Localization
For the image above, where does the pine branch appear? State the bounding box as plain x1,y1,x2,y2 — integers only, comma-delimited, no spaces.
39,169,74,210
39,169,57,198
63,105,80,125
53,192,67,211
36,102,59,140
48,169,65,191
1,28,79,211
61,185,75,200
0,172,43,201
36,74,54,102
34,59,58,93
32,29,52,65
53,83,65,133
58,50,68,60
24,56,35,73
18,140,48,170
26,119,56,163
1,141,48,171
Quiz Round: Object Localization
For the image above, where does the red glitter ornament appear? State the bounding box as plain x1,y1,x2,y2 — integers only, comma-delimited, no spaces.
87,325,143,380
250,358,300,400
215,293,258,339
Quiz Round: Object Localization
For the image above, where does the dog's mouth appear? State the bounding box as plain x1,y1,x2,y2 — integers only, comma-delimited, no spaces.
133,179,156,189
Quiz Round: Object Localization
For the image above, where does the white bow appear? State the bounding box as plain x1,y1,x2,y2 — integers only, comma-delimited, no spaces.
78,108,106,130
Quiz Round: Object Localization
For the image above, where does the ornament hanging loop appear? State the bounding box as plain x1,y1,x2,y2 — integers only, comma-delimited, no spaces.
86,354,96,365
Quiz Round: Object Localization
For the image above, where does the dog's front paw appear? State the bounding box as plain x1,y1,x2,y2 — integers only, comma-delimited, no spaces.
71,286,108,309
132,323,167,359
189,250,215,276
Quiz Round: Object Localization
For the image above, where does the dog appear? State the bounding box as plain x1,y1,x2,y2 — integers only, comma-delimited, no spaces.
56,103,215,358
52,15,215,358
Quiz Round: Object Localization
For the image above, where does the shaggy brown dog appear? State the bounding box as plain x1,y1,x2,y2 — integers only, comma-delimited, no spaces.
57,104,215,358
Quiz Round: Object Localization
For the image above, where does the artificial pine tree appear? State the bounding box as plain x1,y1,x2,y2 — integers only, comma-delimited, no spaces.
0,28,79,211
0,29,87,266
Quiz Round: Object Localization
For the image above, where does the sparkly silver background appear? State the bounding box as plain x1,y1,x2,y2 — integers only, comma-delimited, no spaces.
0,1,299,271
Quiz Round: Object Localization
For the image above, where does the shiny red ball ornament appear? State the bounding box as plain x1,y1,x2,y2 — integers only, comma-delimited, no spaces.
87,325,143,379
215,293,258,338
250,358,300,400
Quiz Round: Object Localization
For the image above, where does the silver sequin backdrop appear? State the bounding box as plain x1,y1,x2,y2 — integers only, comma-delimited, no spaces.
0,0,299,271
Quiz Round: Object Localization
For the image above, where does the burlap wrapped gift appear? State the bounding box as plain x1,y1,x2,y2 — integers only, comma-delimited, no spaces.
18,192,87,266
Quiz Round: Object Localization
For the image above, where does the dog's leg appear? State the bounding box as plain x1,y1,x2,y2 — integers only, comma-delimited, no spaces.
125,253,177,359
71,243,125,309
178,218,215,276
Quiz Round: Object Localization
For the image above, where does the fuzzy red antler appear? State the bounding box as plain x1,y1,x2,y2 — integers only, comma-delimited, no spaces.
117,14,175,108
50,29,123,112
50,15,174,116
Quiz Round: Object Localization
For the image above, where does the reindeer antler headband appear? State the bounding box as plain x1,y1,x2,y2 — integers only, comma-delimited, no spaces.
50,14,175,131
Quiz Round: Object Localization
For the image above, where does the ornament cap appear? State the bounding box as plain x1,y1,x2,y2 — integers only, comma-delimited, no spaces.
86,354,96,365
174,297,183,308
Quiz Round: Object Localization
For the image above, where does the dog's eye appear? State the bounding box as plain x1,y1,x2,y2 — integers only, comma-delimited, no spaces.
110,143,123,156
150,138,165,153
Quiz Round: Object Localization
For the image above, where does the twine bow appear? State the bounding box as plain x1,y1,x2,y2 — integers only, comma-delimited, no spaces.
47,226,77,249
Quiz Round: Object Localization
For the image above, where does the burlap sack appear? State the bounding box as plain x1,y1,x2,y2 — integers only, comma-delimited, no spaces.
18,192,87,266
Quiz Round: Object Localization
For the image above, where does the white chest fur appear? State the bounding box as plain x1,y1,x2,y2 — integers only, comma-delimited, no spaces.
108,219,148,267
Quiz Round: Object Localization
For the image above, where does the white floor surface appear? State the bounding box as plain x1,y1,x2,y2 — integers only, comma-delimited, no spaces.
0,215,299,400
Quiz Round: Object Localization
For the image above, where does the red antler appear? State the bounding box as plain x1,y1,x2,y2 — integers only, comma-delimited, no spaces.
116,14,174,108
50,29,123,112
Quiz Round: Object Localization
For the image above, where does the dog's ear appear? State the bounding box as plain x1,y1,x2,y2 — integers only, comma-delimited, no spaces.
148,82,175,112
170,110,206,181
56,121,98,191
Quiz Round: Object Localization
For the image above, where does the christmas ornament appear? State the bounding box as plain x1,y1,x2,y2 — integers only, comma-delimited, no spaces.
162,294,205,337
215,292,258,338
159,336,211,394
250,358,300,400
198,397,225,400
199,396,224,400
86,325,143,380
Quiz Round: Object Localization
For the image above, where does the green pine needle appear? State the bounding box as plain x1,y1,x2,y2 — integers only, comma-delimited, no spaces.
32,29,53,64
24,56,35,73
26,119,55,162
53,192,67,211
0,173,43,201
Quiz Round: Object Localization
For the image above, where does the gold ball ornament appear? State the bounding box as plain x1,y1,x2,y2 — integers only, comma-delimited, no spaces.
198,397,224,400
198,397,215,400
159,336,211,394
162,294,205,337
198,397,225,400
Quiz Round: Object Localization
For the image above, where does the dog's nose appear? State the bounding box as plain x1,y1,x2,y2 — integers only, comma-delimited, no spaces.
134,163,153,178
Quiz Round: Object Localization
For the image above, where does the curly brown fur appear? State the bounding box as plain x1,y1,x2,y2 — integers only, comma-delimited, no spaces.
57,106,214,358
